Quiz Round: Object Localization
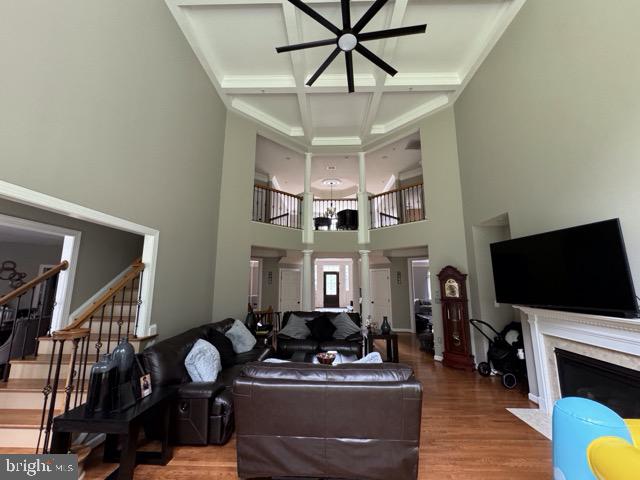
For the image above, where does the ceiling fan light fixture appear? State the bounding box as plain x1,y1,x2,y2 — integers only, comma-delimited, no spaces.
338,33,357,52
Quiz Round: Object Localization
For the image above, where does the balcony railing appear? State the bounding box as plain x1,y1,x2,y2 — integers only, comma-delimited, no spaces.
313,199,358,231
369,182,425,229
252,184,302,229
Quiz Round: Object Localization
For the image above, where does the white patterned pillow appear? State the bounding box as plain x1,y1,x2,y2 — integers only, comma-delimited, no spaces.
225,319,257,353
184,339,221,382
330,312,361,339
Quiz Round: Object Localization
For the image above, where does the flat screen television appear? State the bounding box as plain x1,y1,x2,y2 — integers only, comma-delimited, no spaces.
490,219,639,317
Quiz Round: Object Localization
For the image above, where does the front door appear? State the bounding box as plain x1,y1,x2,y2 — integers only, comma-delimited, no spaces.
323,272,340,308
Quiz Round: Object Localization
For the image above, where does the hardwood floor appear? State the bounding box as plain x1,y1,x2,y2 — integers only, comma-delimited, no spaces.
134,334,551,479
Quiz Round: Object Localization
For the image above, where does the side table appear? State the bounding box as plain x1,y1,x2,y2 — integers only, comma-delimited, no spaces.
367,332,399,363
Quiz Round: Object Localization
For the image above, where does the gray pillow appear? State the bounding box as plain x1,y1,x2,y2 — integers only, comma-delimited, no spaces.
279,314,311,339
330,312,361,339
184,339,221,382
225,319,257,353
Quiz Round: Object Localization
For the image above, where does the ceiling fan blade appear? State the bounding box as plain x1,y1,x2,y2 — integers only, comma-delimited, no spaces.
287,0,341,35
345,50,354,93
341,0,351,29
352,0,389,34
276,38,337,53
357,24,427,42
306,47,341,86
355,44,397,76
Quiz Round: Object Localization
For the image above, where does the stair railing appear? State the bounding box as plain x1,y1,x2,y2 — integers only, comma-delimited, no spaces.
36,258,145,454
369,182,425,229
0,260,68,382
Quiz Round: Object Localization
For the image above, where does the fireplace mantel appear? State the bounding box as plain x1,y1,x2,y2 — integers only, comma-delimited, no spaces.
515,306,640,413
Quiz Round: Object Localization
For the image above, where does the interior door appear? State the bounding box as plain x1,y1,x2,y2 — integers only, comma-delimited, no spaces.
323,272,340,308
279,269,301,312
370,269,392,327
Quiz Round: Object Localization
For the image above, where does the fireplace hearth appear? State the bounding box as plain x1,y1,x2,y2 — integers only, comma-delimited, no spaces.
555,348,640,418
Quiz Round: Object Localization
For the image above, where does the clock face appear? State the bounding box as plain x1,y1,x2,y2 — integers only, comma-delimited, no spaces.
444,279,460,298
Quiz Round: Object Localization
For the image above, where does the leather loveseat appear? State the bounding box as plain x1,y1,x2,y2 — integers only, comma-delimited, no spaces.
277,311,363,358
141,319,271,445
233,361,423,480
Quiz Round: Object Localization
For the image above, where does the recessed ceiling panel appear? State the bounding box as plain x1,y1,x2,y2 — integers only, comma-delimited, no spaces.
375,92,442,125
185,4,292,75
234,94,302,128
309,93,371,136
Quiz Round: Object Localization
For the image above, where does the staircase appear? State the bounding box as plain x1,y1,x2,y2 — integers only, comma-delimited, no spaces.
0,259,155,451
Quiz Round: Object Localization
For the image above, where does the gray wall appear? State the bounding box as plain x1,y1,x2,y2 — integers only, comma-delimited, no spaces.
0,1,227,339
454,0,640,381
0,199,143,311
0,241,62,297
388,258,412,331
412,264,429,301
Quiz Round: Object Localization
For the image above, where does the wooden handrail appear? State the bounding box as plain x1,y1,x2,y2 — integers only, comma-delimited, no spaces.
62,260,144,331
0,261,68,306
369,182,424,200
254,183,303,200
51,328,90,341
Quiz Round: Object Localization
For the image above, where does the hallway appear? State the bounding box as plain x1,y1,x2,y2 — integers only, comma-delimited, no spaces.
133,334,551,480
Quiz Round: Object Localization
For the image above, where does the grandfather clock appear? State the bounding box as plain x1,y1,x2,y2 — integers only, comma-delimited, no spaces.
437,266,474,371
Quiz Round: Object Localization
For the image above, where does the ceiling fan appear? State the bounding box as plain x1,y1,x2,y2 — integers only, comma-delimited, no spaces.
275,0,427,93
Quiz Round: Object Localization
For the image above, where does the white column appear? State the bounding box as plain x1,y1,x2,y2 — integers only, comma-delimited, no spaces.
357,152,370,245
302,249,313,311
302,152,314,245
359,249,371,323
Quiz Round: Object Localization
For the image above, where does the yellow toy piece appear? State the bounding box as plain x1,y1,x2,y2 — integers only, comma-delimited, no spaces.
588,432,640,480
625,419,640,448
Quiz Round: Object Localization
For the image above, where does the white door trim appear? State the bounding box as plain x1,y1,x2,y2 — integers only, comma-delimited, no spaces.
249,258,263,310
0,212,80,332
0,180,159,337
370,267,392,328
279,267,301,313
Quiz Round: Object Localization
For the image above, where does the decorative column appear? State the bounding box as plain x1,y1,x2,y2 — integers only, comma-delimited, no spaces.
302,152,314,245
359,249,371,323
357,152,370,245
302,249,313,311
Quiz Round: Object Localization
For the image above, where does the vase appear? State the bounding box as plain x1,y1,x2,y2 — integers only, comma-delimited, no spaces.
380,316,391,335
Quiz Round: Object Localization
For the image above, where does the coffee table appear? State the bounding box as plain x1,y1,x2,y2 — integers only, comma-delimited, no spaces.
290,351,358,364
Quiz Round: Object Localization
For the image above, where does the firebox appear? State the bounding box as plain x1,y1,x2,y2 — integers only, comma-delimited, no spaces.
555,348,640,418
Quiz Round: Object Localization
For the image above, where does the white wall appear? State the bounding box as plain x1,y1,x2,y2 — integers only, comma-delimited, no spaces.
0,241,62,297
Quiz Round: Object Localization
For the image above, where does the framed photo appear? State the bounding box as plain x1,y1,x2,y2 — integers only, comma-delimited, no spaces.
140,374,152,398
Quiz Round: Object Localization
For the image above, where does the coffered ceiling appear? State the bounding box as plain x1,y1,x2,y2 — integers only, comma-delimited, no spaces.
166,0,525,149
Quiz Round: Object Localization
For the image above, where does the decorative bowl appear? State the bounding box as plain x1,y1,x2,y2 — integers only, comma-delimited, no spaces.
316,352,336,365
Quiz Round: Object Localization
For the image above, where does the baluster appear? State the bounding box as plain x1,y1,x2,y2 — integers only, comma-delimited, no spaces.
42,338,66,454
118,286,127,340
96,304,106,361
37,338,58,454
133,270,144,337
106,295,116,353
64,337,81,413
73,336,86,409
127,277,136,338
78,332,91,409
33,278,49,357
21,286,37,359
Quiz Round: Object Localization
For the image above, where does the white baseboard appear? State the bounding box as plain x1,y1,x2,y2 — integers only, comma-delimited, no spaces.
434,355,443,362
528,393,540,405
68,264,133,322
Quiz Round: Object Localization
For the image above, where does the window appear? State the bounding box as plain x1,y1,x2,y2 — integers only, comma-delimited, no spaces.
345,264,350,291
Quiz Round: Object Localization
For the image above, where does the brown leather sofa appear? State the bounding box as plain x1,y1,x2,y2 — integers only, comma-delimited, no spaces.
277,311,364,358
233,362,422,480
141,319,271,446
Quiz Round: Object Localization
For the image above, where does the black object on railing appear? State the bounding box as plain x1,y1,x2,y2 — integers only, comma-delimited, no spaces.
0,262,67,382
312,199,358,230
252,184,302,229
369,183,425,229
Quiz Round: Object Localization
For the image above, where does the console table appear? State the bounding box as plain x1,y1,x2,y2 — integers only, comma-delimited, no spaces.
367,332,399,363
51,386,177,480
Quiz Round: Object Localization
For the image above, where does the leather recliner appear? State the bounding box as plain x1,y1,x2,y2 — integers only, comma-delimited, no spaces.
142,319,271,445
233,361,423,480
277,311,364,358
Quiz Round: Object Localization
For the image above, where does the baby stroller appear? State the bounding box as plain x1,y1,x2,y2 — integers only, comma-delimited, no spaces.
469,319,527,389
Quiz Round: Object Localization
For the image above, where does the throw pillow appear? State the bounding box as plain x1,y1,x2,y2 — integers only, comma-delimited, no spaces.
353,352,383,364
306,315,337,342
184,339,221,382
330,312,361,339
225,319,257,354
278,314,311,339
205,329,236,368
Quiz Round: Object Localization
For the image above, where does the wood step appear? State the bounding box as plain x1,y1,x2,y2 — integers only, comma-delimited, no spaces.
0,408,49,448
0,378,88,409
8,355,96,381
